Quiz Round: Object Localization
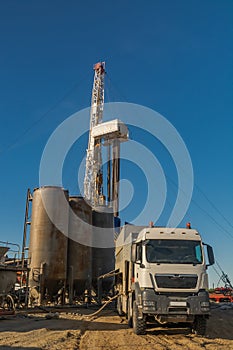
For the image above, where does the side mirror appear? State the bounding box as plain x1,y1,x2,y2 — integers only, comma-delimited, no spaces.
131,243,137,263
131,243,142,263
207,244,215,266
204,244,215,266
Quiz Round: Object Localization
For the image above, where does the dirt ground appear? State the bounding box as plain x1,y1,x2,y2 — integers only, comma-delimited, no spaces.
0,305,233,350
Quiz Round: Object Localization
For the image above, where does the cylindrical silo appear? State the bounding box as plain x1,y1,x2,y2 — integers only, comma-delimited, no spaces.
92,206,115,292
67,196,92,299
28,186,69,303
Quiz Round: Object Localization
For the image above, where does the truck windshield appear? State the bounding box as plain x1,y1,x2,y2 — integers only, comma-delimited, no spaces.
145,239,203,264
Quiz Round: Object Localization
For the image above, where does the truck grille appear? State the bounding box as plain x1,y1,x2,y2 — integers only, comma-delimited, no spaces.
155,274,197,289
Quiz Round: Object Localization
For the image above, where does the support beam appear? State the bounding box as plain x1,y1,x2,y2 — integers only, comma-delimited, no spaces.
107,143,111,205
112,139,120,217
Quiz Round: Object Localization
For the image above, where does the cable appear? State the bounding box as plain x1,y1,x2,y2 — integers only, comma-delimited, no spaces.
166,175,233,240
0,73,89,157
212,265,222,279
105,73,128,102
194,184,233,229
169,174,233,238
191,198,233,240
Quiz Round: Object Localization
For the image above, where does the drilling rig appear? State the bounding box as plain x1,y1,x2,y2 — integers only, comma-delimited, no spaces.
83,62,128,294
84,62,105,207
84,62,128,216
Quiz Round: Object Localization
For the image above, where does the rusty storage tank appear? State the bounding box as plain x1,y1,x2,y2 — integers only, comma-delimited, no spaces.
28,186,69,303
67,196,92,298
0,247,17,295
0,267,17,295
92,206,114,292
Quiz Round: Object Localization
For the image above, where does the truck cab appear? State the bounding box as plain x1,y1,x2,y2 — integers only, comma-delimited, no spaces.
115,225,215,335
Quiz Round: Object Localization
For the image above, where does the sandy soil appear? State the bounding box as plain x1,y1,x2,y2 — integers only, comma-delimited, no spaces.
0,306,233,350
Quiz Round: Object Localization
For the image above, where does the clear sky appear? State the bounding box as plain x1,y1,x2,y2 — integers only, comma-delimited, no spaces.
0,0,232,287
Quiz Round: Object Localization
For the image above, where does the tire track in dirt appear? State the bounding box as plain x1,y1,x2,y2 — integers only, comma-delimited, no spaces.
0,328,81,349
0,308,233,349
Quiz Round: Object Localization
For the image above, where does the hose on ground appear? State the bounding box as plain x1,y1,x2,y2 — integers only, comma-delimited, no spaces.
84,294,121,318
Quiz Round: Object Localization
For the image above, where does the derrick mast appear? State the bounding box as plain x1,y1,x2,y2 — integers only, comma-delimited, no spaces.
84,62,128,215
84,62,105,206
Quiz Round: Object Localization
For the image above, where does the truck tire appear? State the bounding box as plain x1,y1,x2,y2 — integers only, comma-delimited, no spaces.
132,300,146,335
192,316,207,336
117,295,124,316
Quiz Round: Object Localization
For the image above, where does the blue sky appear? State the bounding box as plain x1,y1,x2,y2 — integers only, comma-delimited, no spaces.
0,0,232,287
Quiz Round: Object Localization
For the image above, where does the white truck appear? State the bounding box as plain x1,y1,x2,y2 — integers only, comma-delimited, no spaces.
115,224,215,335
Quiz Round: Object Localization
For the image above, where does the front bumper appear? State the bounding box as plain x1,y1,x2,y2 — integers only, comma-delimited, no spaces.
141,289,210,316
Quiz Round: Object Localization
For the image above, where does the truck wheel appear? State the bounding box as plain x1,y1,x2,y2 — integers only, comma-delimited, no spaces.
117,295,124,316
127,299,133,328
132,300,146,335
192,316,207,336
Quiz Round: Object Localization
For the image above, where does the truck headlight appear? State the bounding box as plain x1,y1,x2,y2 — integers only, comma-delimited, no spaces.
143,300,156,310
201,302,209,306
200,301,210,311
143,301,155,306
